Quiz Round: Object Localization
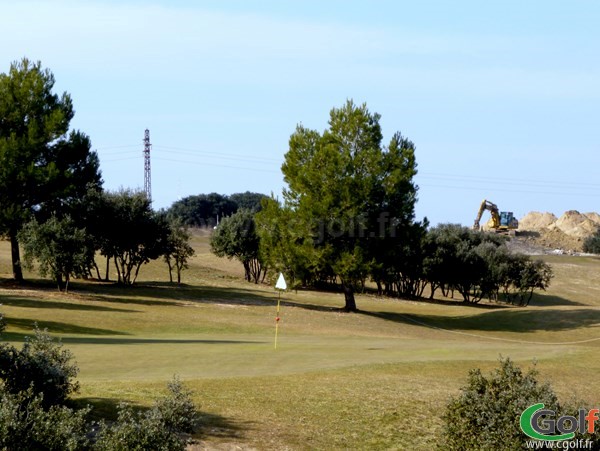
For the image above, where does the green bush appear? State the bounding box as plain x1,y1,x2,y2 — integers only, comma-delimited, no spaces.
0,326,79,407
94,377,198,450
155,376,198,434
442,358,600,450
0,387,90,451
0,312,4,335
442,357,561,450
93,403,184,451
583,229,600,254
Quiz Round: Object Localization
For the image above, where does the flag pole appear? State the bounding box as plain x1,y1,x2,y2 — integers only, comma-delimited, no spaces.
274,272,287,349
274,290,281,349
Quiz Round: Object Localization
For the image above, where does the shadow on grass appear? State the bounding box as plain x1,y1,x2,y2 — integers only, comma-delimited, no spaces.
75,280,342,313
527,292,587,307
60,337,267,345
361,307,600,334
0,294,137,313
196,412,250,442
374,291,585,310
4,317,128,337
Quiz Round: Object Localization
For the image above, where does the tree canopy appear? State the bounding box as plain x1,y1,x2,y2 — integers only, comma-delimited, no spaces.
99,190,169,285
167,192,267,227
210,209,265,283
0,58,101,281
19,215,95,292
260,100,421,311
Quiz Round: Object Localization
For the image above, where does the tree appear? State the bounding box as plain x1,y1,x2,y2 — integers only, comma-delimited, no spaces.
229,191,268,212
0,58,101,282
210,209,266,283
167,193,237,228
256,196,316,289
164,220,195,284
63,186,111,280
19,216,95,291
99,190,169,285
277,100,420,311
422,224,505,303
514,259,553,306
583,228,600,254
422,224,553,305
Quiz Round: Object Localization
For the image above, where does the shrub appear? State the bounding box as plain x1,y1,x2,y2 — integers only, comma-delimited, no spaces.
0,312,4,335
155,376,198,434
94,377,198,450
0,387,90,451
0,326,79,407
442,357,561,450
583,228,600,254
93,403,184,451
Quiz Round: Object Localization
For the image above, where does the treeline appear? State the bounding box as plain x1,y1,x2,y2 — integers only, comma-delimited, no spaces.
264,220,554,306
19,189,195,290
167,192,268,228
213,208,552,307
210,101,553,310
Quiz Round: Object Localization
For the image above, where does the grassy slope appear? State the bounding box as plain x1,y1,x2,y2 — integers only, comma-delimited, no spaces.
0,234,599,449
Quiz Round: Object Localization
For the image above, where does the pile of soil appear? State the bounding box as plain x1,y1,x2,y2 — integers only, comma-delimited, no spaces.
548,210,598,238
584,212,600,224
518,212,557,230
516,210,600,253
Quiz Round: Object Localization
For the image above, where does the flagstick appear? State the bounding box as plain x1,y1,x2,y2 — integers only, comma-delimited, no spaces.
274,290,281,349
273,273,287,350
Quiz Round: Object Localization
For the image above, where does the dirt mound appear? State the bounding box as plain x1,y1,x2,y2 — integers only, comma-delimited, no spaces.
536,228,583,252
549,210,598,238
516,210,600,253
518,212,557,230
585,212,600,225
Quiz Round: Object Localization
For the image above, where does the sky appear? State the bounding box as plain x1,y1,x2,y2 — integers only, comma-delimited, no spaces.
2,0,599,226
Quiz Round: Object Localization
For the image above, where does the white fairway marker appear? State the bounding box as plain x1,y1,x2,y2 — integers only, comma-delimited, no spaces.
274,272,287,349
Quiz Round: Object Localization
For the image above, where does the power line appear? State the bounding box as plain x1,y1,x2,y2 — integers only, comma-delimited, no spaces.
152,156,279,173
418,183,600,198
153,144,281,163
101,156,140,163
419,172,600,190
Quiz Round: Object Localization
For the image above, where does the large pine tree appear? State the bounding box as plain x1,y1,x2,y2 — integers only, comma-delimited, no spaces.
0,58,101,281
274,100,420,311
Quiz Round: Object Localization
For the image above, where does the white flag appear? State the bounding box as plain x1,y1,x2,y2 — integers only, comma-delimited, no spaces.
275,272,287,290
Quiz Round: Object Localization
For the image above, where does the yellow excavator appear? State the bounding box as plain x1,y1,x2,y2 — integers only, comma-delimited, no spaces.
473,199,519,234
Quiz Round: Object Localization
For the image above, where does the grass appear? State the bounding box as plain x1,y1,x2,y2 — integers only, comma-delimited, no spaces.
1,234,599,449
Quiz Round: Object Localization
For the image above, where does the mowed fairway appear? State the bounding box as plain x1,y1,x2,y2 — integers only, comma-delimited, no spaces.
1,234,600,449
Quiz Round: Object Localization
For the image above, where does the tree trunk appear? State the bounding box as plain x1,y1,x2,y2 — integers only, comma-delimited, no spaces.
132,263,142,284
94,261,102,280
10,232,23,282
114,257,122,284
105,255,110,281
342,282,357,312
166,258,173,283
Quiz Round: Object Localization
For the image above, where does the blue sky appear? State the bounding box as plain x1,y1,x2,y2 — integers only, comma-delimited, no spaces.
2,0,599,225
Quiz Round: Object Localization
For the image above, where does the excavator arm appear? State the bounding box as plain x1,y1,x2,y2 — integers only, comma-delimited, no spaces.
473,199,500,230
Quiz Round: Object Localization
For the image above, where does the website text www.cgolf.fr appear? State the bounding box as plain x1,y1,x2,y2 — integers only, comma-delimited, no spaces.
521,403,598,449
